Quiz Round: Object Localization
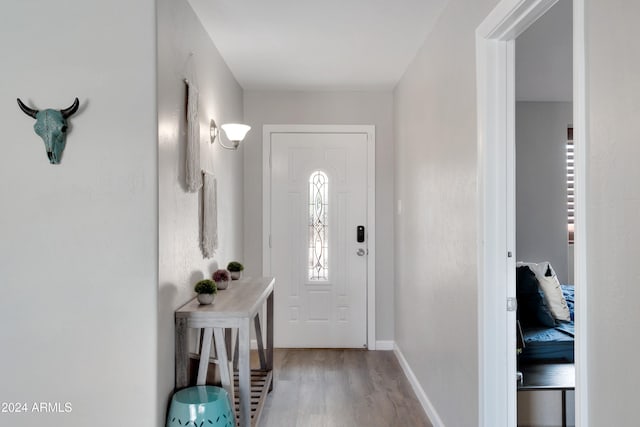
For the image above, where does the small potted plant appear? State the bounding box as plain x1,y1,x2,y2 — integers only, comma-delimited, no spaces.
194,279,217,305
227,261,244,280
212,269,230,290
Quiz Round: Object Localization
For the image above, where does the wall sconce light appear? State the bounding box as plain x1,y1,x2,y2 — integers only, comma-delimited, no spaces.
210,119,251,150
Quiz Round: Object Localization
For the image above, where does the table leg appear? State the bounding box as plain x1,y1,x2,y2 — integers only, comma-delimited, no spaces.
254,313,266,369
238,317,251,427
267,290,274,391
233,332,239,371
562,390,567,427
214,328,235,421
225,328,233,361
197,327,214,385
175,317,189,389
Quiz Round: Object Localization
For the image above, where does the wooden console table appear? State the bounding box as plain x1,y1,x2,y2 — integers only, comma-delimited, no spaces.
518,363,574,427
175,277,275,427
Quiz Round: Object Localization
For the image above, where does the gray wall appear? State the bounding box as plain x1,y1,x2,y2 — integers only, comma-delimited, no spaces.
516,102,572,284
516,0,573,102
587,0,640,424
243,90,395,341
0,1,157,426
157,0,245,420
393,0,499,425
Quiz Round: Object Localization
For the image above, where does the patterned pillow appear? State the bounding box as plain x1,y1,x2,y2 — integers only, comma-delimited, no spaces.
517,261,570,321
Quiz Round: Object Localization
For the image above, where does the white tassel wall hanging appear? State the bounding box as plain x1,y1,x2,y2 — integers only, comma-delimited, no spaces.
185,79,202,192
202,171,218,258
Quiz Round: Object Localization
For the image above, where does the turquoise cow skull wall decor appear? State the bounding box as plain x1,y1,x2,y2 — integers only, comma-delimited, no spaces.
17,98,80,164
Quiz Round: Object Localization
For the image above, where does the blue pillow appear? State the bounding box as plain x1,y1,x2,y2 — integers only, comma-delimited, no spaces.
516,266,556,327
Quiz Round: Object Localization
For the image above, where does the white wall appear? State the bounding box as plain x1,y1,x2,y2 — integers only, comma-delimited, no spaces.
586,0,640,424
393,0,499,425
243,90,395,341
0,1,157,426
157,0,245,420
516,102,572,284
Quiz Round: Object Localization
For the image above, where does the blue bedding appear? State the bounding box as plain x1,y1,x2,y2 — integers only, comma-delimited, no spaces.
520,285,575,363
563,285,575,321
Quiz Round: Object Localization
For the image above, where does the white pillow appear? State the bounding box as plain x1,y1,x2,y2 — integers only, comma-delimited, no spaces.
516,261,570,321
516,261,555,279
536,274,570,321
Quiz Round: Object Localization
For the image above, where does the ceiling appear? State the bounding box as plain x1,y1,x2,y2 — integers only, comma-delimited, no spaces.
188,0,448,91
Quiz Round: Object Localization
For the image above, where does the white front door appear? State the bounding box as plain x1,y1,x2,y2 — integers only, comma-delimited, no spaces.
270,131,368,348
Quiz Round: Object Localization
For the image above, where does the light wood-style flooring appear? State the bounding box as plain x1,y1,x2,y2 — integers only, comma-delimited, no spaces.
258,349,433,427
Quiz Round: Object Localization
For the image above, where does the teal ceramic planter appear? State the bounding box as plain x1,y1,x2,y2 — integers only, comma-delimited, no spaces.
167,386,234,427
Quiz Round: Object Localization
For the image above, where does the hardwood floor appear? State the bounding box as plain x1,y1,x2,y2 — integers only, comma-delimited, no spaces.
258,349,433,427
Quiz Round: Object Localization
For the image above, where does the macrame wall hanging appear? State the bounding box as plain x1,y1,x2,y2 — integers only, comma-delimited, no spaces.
184,54,202,192
185,80,201,192
202,171,218,258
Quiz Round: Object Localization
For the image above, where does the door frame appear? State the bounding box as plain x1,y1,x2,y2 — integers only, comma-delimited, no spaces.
476,0,588,426
262,124,377,349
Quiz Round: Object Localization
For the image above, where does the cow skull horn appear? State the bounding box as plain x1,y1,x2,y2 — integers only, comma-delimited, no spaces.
17,97,81,164
60,98,80,119
17,98,38,118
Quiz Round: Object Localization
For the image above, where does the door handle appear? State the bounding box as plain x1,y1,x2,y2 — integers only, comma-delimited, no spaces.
356,248,366,256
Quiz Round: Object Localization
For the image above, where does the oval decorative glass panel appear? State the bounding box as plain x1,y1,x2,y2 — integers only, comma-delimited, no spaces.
309,171,328,281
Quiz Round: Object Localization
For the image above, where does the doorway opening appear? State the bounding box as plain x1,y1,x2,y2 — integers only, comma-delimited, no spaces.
515,2,575,425
476,0,587,426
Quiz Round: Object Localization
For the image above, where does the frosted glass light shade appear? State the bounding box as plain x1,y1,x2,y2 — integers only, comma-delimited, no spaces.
221,124,251,142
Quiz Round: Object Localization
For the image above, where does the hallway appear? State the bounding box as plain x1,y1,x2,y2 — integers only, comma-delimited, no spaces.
259,349,431,427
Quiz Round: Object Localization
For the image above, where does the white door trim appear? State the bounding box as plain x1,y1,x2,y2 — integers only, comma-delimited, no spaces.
476,1,588,426
262,124,376,349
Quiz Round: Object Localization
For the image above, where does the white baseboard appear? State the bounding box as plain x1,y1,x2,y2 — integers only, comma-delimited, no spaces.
251,340,394,350
393,343,445,427
375,340,395,350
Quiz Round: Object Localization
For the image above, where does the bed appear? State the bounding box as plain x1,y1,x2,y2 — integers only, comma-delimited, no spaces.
516,263,575,364
519,285,574,363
